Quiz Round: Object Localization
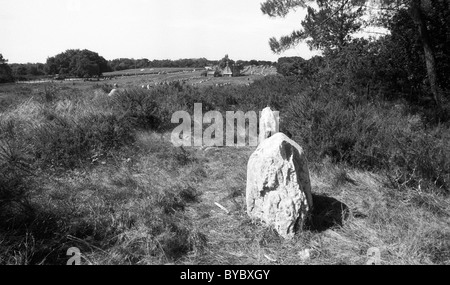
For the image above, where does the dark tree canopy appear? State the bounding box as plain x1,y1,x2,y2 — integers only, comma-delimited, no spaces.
108,58,220,71
262,0,367,54
261,0,307,17
261,0,449,106
10,63,46,80
46,49,110,78
0,54,14,83
218,54,235,69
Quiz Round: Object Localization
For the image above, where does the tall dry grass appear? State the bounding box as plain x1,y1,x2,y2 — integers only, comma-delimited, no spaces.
0,77,448,264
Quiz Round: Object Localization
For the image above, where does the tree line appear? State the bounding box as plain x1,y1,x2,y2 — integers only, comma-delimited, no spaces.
107,57,275,71
264,0,449,111
0,50,276,82
1,49,110,81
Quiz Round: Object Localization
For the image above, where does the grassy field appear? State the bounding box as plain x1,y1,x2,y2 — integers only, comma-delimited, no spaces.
101,66,277,89
103,67,199,76
9,66,277,92
0,76,449,265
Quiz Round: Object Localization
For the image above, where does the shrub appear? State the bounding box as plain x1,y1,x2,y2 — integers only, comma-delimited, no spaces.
109,88,163,130
0,139,34,227
285,87,449,194
0,95,134,169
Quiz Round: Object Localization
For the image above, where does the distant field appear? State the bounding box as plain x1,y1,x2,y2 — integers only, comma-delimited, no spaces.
101,65,278,89
1,65,279,114
103,65,277,77
7,66,278,94
0,65,279,112
103,67,199,77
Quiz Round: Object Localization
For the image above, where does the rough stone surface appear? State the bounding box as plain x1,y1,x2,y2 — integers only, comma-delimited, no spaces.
108,88,118,97
259,107,278,144
246,132,313,239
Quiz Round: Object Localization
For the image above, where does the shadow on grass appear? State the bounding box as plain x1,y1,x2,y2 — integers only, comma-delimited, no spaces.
0,203,71,265
305,194,350,233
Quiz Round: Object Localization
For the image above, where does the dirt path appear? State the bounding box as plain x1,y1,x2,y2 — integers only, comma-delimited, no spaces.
183,146,261,264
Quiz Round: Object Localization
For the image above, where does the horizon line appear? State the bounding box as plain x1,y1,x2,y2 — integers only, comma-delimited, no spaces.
7,53,314,65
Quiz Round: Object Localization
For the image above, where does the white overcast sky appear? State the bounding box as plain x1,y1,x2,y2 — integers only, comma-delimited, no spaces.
0,0,321,63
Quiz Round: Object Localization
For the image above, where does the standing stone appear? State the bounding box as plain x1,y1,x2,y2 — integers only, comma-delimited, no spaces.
246,132,313,239
108,89,118,97
259,107,278,144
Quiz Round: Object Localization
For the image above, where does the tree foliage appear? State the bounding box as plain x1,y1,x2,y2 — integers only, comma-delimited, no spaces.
108,58,215,71
262,0,450,106
217,54,235,69
46,49,110,78
0,54,14,83
263,0,367,54
10,63,46,80
276,56,305,76
261,0,307,17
